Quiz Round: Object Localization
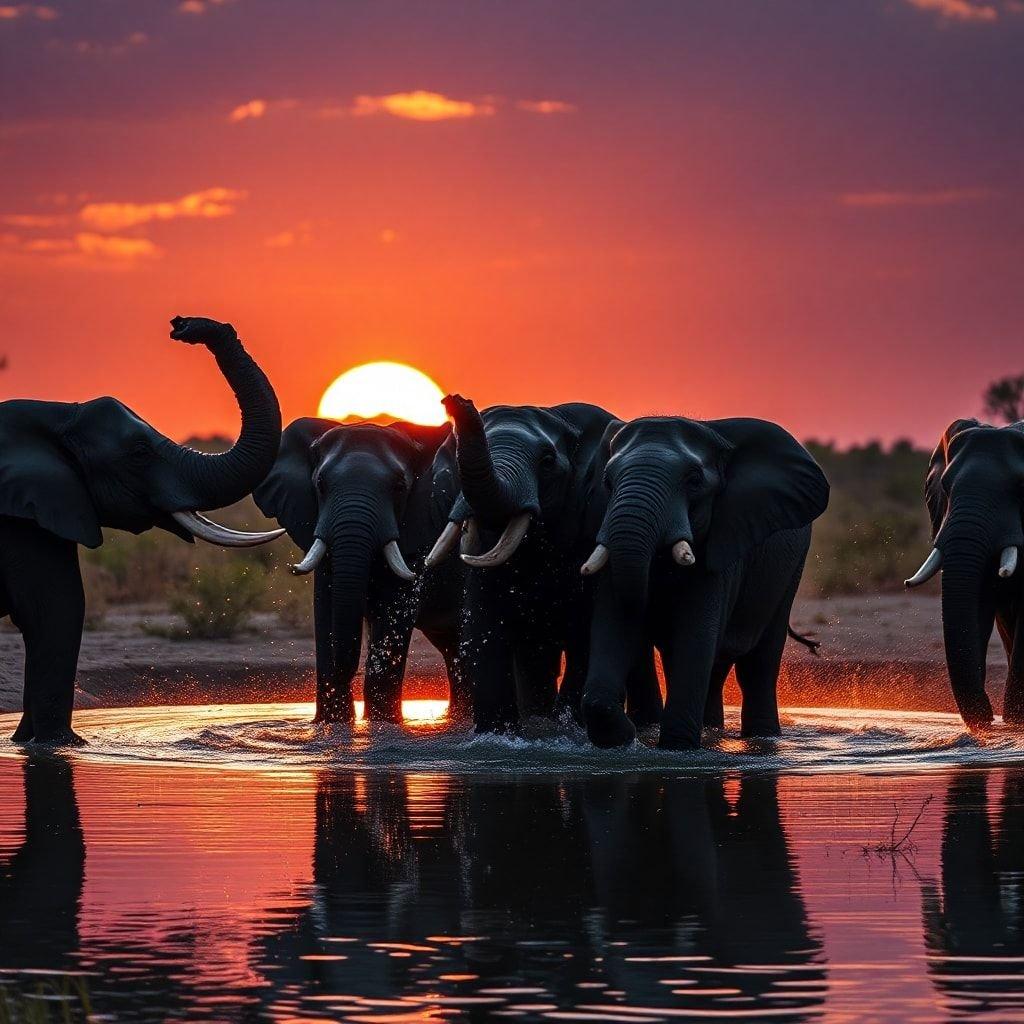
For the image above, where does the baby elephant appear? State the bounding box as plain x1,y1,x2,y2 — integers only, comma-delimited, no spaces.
255,418,467,724
581,416,829,749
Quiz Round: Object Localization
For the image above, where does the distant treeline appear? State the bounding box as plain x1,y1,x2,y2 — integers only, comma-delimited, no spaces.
802,439,931,596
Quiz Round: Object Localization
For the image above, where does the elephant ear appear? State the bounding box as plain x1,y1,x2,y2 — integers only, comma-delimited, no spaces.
253,417,337,550
0,400,102,547
704,418,829,573
387,421,452,473
925,418,979,538
582,418,625,542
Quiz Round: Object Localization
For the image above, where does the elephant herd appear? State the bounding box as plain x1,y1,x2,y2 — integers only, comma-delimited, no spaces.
1,315,1021,748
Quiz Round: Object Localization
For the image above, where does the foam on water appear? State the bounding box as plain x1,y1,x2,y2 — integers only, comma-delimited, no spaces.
4,702,1024,773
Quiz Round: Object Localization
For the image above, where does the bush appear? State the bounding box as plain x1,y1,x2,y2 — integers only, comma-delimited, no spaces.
81,561,115,631
161,560,269,639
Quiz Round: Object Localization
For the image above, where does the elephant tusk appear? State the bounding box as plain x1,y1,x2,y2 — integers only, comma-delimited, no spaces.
581,544,609,576
172,510,285,548
904,547,942,588
461,512,531,569
672,539,696,567
1000,546,1019,579
383,540,417,582
424,521,462,570
460,518,480,556
290,538,327,575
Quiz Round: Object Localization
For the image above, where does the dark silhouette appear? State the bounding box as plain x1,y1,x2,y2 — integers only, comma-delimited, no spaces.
906,418,1024,726
580,415,829,749
922,770,1024,1017
0,316,282,744
255,419,468,722
0,755,85,972
983,374,1024,425
437,394,659,733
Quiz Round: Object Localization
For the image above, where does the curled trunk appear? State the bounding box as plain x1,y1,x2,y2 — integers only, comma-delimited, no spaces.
167,337,282,510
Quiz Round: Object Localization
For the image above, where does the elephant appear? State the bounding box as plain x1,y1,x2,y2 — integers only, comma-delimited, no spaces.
905,418,1024,728
424,393,659,733
0,316,283,746
579,415,829,749
254,417,468,723
922,770,1024,1016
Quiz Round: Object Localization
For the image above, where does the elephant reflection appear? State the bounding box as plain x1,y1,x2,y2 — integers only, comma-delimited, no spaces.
922,770,1024,1014
267,770,825,1019
0,755,84,971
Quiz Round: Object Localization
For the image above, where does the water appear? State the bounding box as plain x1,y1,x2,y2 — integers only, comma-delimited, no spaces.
2,704,1024,1023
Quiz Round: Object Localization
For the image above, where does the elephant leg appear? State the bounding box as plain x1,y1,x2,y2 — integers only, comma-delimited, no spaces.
421,626,472,722
1003,607,1024,725
463,579,518,733
734,576,800,738
514,639,561,719
364,605,416,723
555,611,589,723
626,648,663,730
702,657,733,731
9,538,85,747
312,564,339,721
660,587,725,750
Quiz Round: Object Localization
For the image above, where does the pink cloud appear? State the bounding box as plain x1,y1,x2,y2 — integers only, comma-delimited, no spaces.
839,187,998,207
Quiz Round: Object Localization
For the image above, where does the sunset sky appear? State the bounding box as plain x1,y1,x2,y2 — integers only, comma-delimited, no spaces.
1,0,1022,446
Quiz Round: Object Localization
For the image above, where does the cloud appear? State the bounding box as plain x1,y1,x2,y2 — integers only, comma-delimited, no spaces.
178,0,233,13
228,98,266,123
67,31,148,56
78,187,246,231
904,0,1000,20
351,91,495,121
2,231,161,266
516,99,577,114
0,4,57,20
839,187,998,207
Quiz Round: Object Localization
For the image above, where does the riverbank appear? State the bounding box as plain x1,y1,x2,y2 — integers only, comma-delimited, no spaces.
0,590,1000,716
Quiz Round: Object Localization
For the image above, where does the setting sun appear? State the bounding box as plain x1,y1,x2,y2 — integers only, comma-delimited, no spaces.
317,361,446,425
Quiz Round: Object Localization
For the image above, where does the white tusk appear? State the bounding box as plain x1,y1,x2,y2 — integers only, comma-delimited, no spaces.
290,538,327,575
424,521,462,570
384,540,417,582
460,518,480,556
461,512,531,569
581,544,609,576
999,546,1018,579
905,547,942,588
672,539,696,567
172,510,285,548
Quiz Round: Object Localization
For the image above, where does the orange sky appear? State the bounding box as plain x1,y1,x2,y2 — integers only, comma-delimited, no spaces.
1,1,1022,446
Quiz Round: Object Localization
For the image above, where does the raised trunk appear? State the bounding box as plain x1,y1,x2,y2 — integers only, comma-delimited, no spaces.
168,336,282,510
449,404,525,523
940,535,996,728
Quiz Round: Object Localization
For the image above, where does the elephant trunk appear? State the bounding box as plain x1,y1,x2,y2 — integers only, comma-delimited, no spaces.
937,508,1001,728
168,335,282,510
449,401,530,524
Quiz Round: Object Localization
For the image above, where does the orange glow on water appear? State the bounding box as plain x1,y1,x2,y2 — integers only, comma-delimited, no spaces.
353,698,450,722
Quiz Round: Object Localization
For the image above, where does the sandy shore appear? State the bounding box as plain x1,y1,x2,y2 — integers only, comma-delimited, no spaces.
0,590,1007,716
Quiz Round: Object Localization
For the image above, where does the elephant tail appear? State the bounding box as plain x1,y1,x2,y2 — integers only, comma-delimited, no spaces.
787,624,821,657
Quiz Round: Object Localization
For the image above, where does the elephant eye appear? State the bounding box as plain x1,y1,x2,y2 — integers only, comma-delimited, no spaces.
685,469,705,492
539,449,557,473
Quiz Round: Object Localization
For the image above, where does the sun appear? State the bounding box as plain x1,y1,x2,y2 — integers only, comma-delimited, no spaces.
317,361,446,426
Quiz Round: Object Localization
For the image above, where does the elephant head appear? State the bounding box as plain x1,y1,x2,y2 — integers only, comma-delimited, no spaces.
905,419,1024,726
254,417,452,713
0,316,284,548
425,394,613,569
582,416,829,609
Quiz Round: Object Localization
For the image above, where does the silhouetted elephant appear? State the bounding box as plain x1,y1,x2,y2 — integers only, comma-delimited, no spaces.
906,419,1024,727
255,418,467,722
0,317,283,744
0,755,84,973
427,394,655,733
922,770,1024,1016
580,416,829,749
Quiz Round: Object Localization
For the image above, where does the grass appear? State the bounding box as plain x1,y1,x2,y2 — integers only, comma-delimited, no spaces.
0,975,92,1024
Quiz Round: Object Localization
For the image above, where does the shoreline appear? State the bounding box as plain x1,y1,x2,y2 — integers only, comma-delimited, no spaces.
0,590,1003,717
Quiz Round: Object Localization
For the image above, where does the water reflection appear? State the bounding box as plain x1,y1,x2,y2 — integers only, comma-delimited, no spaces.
923,770,1024,1019
4,757,1024,1021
